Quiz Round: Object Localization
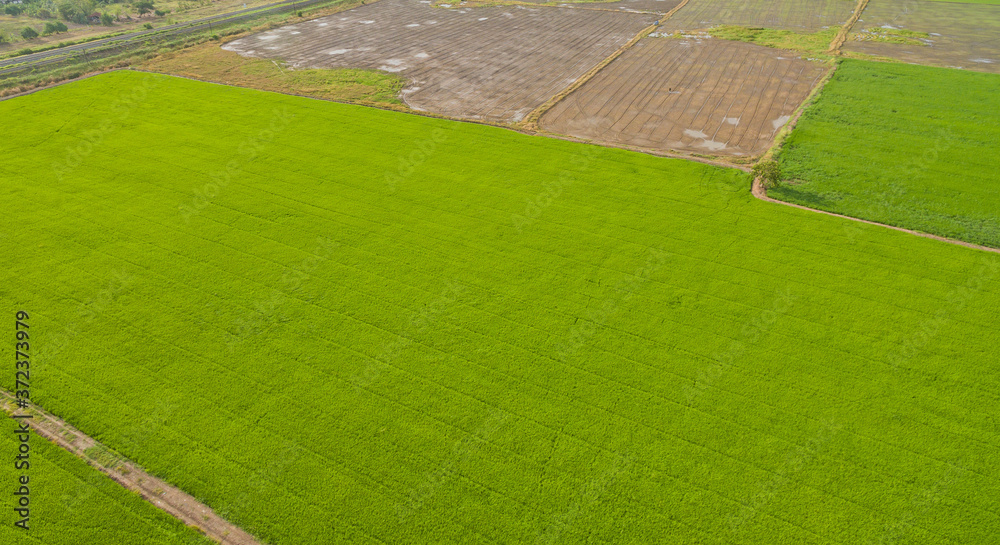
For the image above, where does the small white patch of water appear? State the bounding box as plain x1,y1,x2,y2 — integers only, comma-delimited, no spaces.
259,35,280,40
724,117,740,126
359,20,375,24
698,140,726,151
683,129,708,139
772,115,791,130
415,52,429,58
971,58,995,64
478,17,488,20
329,48,350,55
406,23,420,27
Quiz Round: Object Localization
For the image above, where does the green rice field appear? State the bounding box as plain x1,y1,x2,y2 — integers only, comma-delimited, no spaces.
774,59,1000,248
2,70,1000,543
0,418,212,544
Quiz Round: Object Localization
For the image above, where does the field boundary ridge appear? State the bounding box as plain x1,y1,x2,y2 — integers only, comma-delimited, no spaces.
0,390,263,545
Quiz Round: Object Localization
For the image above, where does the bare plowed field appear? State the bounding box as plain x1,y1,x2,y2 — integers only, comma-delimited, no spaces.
540,36,827,156
658,0,856,31
516,0,683,13
844,0,1000,72
223,0,655,121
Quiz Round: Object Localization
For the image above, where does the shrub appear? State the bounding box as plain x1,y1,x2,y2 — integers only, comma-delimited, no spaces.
143,22,152,29
4,5,23,16
43,22,59,34
57,2,77,21
101,13,114,25
135,1,155,16
751,160,782,189
154,9,165,16
37,9,54,19
21,27,39,40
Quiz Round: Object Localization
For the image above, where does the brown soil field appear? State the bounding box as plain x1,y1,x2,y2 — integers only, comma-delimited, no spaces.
540,36,827,156
658,0,856,32
514,0,683,13
844,0,1000,73
222,0,656,122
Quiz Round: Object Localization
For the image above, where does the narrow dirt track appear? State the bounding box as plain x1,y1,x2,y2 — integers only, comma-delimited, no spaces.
0,391,262,545
752,179,1000,255
521,0,690,129
828,0,870,54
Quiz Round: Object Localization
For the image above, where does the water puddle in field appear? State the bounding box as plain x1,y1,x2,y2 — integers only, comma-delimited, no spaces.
359,20,375,24
772,115,791,130
684,129,726,151
697,139,726,151
379,59,408,72
406,23,420,27
415,52,429,58
329,49,350,54
724,117,740,126
971,58,995,64
259,34,280,40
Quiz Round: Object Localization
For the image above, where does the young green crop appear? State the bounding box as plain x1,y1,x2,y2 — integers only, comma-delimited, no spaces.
775,59,1000,248
1,71,999,544
0,419,213,544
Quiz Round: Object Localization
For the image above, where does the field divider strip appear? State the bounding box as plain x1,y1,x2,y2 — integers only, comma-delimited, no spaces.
519,0,691,131
0,390,263,545
751,179,1000,254
828,0,871,54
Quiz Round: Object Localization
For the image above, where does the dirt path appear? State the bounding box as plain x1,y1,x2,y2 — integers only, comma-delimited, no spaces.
0,391,262,545
752,178,1000,254
828,0,871,53
520,0,691,130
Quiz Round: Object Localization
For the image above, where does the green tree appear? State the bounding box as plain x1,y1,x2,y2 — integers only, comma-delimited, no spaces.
57,2,78,21
4,5,23,16
21,26,39,40
101,12,114,25
135,1,154,16
751,160,782,189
